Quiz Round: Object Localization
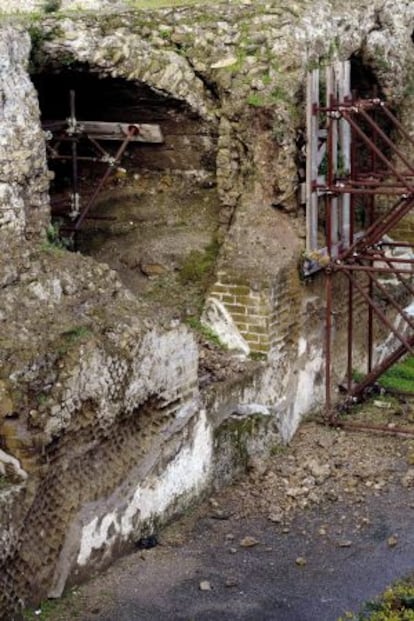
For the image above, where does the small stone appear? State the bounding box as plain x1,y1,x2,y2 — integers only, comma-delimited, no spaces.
338,540,352,548
228,547,237,554
295,556,307,566
401,469,414,488
373,400,392,409
307,459,331,483
199,580,212,591
387,535,398,547
319,527,327,536
240,536,259,548
211,56,238,69
268,513,283,523
139,261,167,277
225,577,238,587
210,510,231,520
282,528,290,534
286,487,304,498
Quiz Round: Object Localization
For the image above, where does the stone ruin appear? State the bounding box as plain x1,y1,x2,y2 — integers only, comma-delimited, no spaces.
0,0,414,617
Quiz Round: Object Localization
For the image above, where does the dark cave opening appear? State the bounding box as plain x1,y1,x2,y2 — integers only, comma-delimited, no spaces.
31,67,220,313
350,53,384,99
31,68,217,231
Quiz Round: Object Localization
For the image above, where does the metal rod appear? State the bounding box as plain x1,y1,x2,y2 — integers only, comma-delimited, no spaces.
341,111,414,192
331,420,414,438
335,263,413,275
326,94,334,255
350,333,414,399
381,104,414,151
325,269,333,420
50,155,103,163
339,196,413,260
347,275,354,393
358,107,414,177
345,270,414,354
365,270,414,333
379,241,414,247
317,186,413,196
70,90,80,218
356,253,414,265
73,126,138,231
368,271,373,374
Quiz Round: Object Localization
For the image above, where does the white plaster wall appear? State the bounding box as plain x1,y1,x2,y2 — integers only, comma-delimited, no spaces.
76,410,212,567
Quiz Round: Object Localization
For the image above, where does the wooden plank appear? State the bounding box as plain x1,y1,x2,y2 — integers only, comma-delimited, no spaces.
43,120,164,143
326,65,339,251
306,69,319,252
317,143,326,167
81,122,164,143
336,60,351,247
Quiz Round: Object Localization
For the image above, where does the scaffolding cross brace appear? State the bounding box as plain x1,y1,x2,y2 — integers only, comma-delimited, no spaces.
305,61,414,429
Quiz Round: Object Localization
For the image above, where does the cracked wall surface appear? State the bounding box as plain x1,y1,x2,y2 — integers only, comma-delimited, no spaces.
1,0,414,617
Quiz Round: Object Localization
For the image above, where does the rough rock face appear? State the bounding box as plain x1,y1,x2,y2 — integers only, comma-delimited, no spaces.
0,0,414,617
0,26,50,287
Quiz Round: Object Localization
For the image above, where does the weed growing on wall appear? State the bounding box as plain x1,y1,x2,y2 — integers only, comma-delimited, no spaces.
179,239,220,289
185,316,225,348
43,0,61,13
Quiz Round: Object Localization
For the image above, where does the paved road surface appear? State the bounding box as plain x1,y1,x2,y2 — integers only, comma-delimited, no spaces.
65,483,414,621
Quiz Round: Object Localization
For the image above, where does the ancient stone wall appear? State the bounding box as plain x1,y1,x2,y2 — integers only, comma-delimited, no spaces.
0,26,50,288
1,1,414,618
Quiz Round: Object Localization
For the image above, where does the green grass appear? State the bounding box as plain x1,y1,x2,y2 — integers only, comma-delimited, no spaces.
22,591,82,621
179,239,220,288
379,357,414,393
185,317,225,349
353,356,414,394
339,576,414,620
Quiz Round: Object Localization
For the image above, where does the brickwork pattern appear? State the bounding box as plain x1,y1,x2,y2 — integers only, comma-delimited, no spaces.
0,381,198,617
210,273,270,354
270,266,301,360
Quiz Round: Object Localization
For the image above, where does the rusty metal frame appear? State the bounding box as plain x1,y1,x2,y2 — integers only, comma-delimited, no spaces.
44,90,143,235
306,62,414,432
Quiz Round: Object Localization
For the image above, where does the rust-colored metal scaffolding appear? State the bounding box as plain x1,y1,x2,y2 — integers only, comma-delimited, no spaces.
43,90,163,235
305,61,414,425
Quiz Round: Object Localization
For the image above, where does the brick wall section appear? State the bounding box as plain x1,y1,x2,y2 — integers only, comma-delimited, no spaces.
270,266,301,358
210,272,270,354
210,266,305,356
390,218,414,244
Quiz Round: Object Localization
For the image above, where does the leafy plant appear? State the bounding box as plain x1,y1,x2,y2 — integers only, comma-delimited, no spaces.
339,576,414,620
249,352,267,361
61,326,91,342
185,317,225,349
179,240,220,288
247,93,266,107
43,0,61,13
43,222,73,251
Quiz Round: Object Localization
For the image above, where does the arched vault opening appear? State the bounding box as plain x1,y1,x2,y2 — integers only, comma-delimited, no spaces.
32,67,221,319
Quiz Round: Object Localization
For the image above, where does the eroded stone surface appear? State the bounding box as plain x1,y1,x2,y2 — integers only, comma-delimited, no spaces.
1,1,414,617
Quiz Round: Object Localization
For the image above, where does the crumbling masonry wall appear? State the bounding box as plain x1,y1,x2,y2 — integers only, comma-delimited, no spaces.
1,1,414,618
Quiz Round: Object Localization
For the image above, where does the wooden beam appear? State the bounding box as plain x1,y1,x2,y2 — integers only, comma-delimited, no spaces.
306,69,319,252
43,120,164,143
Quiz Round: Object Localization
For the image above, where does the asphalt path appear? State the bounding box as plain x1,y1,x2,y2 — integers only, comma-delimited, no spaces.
76,483,414,621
